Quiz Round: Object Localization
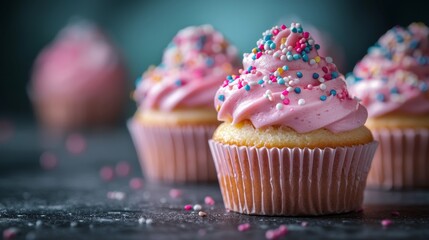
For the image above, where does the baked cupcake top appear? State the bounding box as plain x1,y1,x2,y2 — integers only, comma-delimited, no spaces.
347,23,429,117
134,25,238,112
214,23,367,133
32,20,126,98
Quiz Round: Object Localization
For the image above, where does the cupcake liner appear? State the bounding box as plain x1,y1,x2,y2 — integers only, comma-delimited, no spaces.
128,119,218,183
209,140,378,216
367,128,429,189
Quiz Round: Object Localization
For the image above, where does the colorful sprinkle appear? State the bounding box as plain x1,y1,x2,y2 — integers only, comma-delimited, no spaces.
330,89,337,96
320,95,327,101
294,87,301,94
312,73,319,79
237,223,251,232
184,204,193,211
296,72,303,78
276,103,283,110
198,211,207,217
204,196,215,205
244,85,251,91
381,219,393,227
218,95,225,101
298,99,306,105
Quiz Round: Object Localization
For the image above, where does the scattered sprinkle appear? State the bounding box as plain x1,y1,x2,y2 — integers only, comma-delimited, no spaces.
381,219,393,227
237,223,251,232
107,191,125,200
218,95,225,102
138,217,145,224
184,204,193,211
265,225,288,239
170,189,182,199
129,177,143,190
100,166,115,181
301,221,308,227
115,161,131,177
193,204,202,211
198,211,207,217
298,99,306,105
294,87,301,94
276,103,283,110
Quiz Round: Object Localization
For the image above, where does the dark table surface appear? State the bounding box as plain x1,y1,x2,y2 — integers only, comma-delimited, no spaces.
1,119,429,240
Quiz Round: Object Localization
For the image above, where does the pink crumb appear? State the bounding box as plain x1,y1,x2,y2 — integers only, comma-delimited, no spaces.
3,228,18,239
39,151,58,170
204,196,215,206
301,221,308,227
99,166,115,181
184,204,193,211
169,189,182,199
115,161,131,177
237,223,251,232
265,225,288,239
129,177,143,190
381,219,393,227
391,211,400,216
65,133,86,155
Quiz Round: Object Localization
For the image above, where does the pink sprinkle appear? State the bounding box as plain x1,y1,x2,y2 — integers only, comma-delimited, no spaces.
256,52,262,59
129,177,143,190
204,196,215,206
324,74,332,80
115,161,131,177
258,44,265,51
169,188,182,198
283,98,290,105
265,225,288,239
301,221,308,227
306,84,313,90
281,24,287,30
391,211,400,216
3,228,18,239
237,223,251,232
184,204,193,211
322,66,328,73
381,219,393,227
40,151,58,170
272,29,279,36
100,166,114,181
222,80,229,87
65,133,86,155
281,90,289,96
303,32,310,38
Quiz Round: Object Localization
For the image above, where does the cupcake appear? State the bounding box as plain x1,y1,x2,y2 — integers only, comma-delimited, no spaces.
30,20,127,133
347,23,429,189
209,23,377,216
129,25,238,183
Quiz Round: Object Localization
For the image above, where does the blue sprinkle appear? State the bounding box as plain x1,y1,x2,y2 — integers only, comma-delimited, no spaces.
135,76,142,87
278,78,285,85
302,54,309,62
264,34,272,41
296,72,303,78
247,66,253,72
227,75,233,80
252,54,256,60
376,93,385,102
409,40,420,49
315,44,320,50
218,95,225,101
258,79,264,85
294,87,301,94
312,73,319,79
244,85,251,91
396,35,404,43
270,42,276,49
293,54,301,60
175,79,182,86
420,82,428,92
291,28,297,33
297,27,303,33
331,71,339,79
286,51,292,56
206,57,214,67
330,89,337,96
282,65,289,71
304,47,310,53
320,95,327,101
266,40,273,45
418,57,428,65
390,87,399,94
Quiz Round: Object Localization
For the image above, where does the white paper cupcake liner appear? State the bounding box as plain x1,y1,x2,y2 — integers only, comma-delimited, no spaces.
209,140,378,216
128,119,218,183
367,128,429,189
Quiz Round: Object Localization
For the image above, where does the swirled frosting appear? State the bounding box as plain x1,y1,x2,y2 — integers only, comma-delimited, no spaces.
134,25,238,111
347,23,429,117
215,23,367,133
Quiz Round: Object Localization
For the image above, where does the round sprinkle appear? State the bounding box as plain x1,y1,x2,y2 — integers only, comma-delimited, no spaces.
315,44,320,50
198,211,207,217
376,93,385,102
294,87,301,94
169,188,182,198
283,98,290,105
320,84,327,90
218,95,225,101
193,204,202,211
296,72,303,78
204,196,215,205
293,54,301,60
129,177,143,190
100,166,114,181
326,57,333,63
244,85,251,91
312,73,319,79
184,205,193,211
381,219,393,227
298,99,306,105
65,133,86,155
237,223,251,232
115,161,131,177
276,103,283,110
330,89,337,96
145,219,153,224
282,65,289,71
320,95,327,101
138,217,145,224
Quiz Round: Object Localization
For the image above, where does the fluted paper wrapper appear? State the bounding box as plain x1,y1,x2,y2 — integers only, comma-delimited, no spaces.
367,128,429,189
128,119,218,183
209,140,378,216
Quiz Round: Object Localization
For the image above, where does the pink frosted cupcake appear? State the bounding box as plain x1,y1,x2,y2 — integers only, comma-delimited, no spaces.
209,23,377,216
128,25,238,183
347,23,429,189
30,21,127,133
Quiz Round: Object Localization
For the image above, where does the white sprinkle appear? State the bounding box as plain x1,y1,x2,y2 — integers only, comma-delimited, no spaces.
268,80,272,85
193,204,202,211
145,219,153,224
326,57,333,63
276,103,284,110
70,222,78,228
287,46,293,51
273,51,280,58
280,55,287,61
36,220,43,227
249,81,257,86
263,76,269,81
282,48,288,54
319,77,325,83
288,80,294,86
274,71,279,77
287,87,294,92
287,55,293,61
138,217,145,224
320,83,327,90
298,99,306,105
198,211,207,217
310,59,316,65
308,39,315,45
280,94,285,100
293,79,300,85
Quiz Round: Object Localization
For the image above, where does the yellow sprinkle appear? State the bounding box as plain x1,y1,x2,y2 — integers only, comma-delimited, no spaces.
252,48,258,54
277,68,284,74
315,56,321,63
216,105,221,112
153,75,162,82
281,38,286,44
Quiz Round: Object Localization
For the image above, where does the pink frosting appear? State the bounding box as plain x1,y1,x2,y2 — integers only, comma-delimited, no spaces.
32,21,127,101
215,23,367,133
135,25,238,111
348,23,429,117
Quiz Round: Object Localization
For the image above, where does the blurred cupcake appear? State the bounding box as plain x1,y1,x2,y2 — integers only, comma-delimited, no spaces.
209,23,377,216
128,25,238,183
30,20,127,133
347,23,429,189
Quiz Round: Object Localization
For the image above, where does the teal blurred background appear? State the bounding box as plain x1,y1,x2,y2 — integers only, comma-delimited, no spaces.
1,0,428,118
